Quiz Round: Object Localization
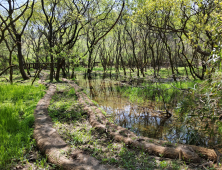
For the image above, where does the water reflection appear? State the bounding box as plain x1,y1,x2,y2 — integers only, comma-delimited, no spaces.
76,73,222,147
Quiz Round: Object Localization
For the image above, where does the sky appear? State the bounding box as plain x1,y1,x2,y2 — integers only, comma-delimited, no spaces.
0,0,30,11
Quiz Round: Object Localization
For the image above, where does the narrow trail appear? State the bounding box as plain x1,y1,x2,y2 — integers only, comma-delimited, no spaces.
33,76,122,170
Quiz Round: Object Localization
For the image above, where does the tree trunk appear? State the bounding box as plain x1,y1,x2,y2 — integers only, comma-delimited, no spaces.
49,52,54,81
22,55,31,76
55,58,62,81
67,60,70,74
140,68,145,77
71,67,75,79
120,54,126,76
62,60,66,78
87,50,93,75
9,51,13,84
150,45,156,77
16,34,29,80
137,67,140,77
168,52,177,81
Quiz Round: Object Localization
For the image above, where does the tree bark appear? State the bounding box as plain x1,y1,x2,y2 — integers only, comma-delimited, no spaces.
9,51,13,84
87,49,94,75
16,34,29,80
55,58,62,81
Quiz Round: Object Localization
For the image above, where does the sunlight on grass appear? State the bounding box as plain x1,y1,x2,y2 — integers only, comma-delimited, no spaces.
117,80,200,106
0,84,45,169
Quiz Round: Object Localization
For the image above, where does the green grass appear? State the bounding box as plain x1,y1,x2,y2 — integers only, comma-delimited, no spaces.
92,66,116,72
74,67,87,72
148,67,191,78
74,66,193,79
48,83,84,123
0,84,45,169
73,66,116,73
0,69,42,86
116,80,200,106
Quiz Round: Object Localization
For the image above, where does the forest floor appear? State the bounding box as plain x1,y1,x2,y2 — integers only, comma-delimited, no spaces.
1,70,220,170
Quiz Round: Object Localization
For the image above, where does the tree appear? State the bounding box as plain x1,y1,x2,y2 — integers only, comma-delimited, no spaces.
133,0,222,80
4,34,16,84
83,0,125,75
0,0,35,80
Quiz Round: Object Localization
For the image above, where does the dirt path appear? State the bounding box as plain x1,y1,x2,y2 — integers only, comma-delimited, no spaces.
33,83,122,170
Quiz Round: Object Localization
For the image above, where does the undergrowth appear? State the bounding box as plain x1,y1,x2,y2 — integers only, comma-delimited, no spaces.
0,83,45,169
48,83,84,123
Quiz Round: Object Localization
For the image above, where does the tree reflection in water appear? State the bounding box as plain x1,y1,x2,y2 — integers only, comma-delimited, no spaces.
76,73,222,147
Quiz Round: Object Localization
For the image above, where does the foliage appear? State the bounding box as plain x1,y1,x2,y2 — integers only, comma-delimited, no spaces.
176,47,222,144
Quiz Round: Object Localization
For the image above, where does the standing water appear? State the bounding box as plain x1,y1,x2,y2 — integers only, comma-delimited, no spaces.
75,73,222,147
